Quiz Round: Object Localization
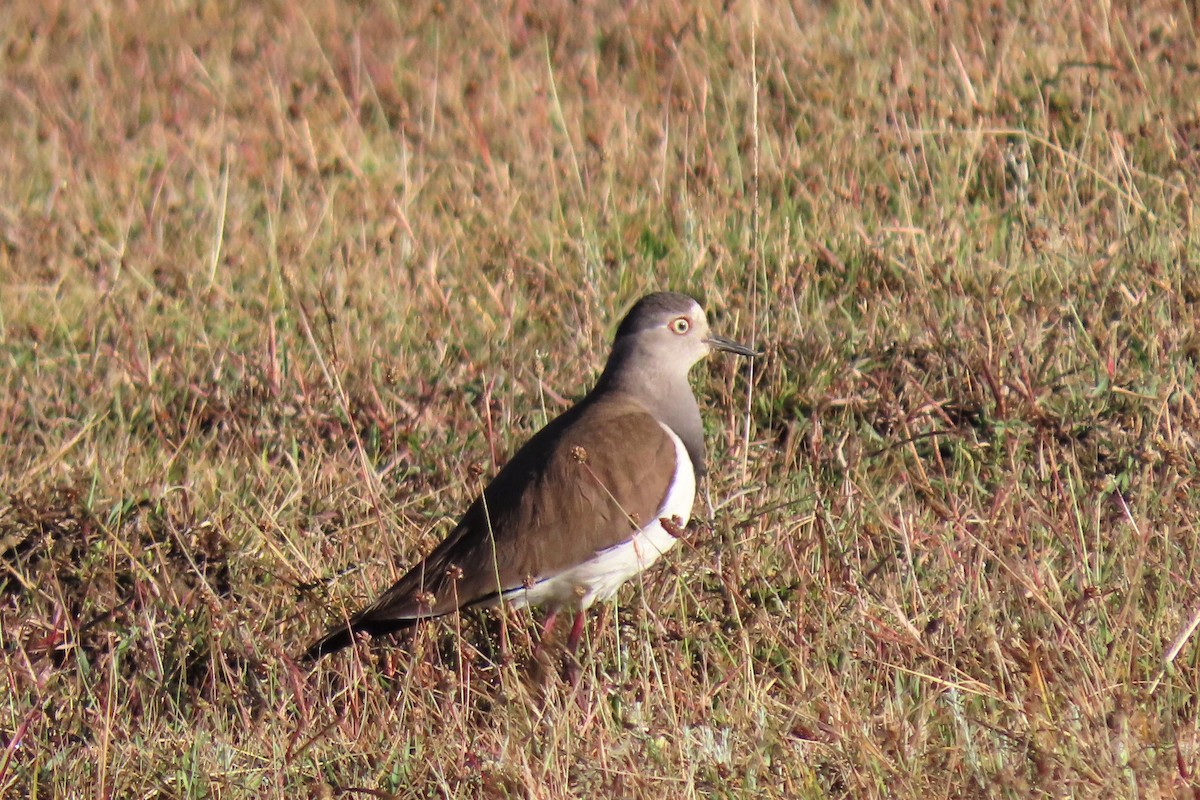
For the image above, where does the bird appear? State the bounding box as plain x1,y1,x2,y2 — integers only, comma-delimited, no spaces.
303,291,757,661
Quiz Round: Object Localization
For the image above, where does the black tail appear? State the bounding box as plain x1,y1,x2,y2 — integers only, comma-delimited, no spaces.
302,617,418,662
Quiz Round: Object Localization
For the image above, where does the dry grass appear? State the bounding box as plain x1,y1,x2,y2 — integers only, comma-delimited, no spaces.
2,0,1200,797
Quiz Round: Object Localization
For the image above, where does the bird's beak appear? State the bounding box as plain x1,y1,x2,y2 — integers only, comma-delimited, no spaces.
704,335,760,357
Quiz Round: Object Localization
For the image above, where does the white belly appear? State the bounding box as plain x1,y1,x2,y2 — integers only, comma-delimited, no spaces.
500,423,696,610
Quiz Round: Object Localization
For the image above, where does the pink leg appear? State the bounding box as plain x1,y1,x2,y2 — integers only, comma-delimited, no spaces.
563,610,589,686
532,609,559,658
566,610,587,653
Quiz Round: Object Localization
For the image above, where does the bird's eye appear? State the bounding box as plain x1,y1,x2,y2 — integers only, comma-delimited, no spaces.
669,316,691,335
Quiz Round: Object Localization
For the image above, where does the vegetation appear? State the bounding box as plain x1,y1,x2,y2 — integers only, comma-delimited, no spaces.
2,1,1199,796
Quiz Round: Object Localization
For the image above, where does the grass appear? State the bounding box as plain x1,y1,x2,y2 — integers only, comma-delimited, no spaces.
2,0,1199,796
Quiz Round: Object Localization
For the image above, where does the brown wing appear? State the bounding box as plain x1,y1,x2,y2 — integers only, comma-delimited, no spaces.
365,393,677,617
304,393,680,658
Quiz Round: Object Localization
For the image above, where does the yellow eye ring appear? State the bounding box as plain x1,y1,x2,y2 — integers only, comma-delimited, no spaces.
670,317,691,335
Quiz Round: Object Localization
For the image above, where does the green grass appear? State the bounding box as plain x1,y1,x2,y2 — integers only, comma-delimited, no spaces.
2,1,1200,796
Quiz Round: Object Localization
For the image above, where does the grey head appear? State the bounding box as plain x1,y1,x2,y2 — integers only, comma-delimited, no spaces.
593,292,757,475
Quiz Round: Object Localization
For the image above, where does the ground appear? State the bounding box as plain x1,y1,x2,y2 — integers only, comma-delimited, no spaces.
2,1,1199,797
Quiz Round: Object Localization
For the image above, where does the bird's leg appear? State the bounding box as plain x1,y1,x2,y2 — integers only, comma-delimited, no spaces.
566,610,587,652
563,610,587,685
532,609,559,659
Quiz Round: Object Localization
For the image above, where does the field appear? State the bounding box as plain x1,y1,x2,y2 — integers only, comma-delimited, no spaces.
3,1,1200,797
